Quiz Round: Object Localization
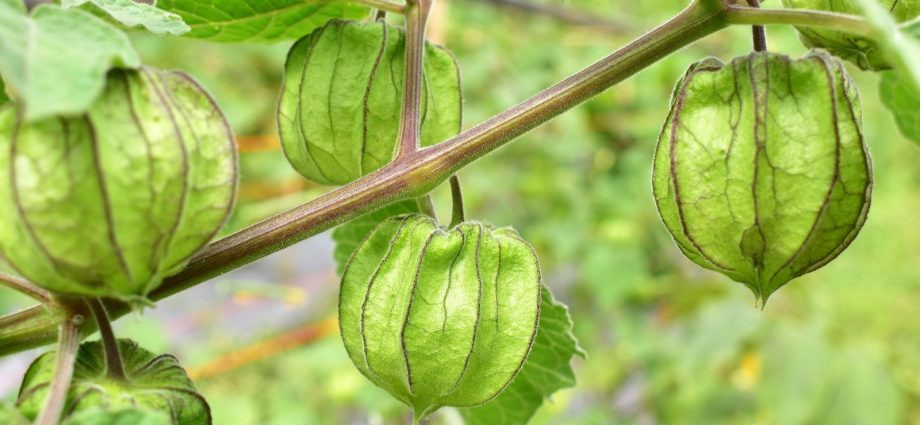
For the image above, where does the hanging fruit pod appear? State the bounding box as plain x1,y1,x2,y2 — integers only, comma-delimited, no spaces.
277,19,462,186
339,213,541,420
16,339,210,424
0,67,238,302
653,50,872,305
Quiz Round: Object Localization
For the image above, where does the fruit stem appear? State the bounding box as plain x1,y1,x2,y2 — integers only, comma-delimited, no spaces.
35,308,83,425
449,175,465,228
415,195,439,223
89,298,126,380
745,0,767,52
0,272,52,305
395,0,434,160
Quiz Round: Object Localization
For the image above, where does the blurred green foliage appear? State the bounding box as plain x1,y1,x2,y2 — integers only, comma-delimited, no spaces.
3,0,920,424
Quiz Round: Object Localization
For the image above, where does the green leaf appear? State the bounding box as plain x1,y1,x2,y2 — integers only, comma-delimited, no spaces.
879,71,920,145
62,0,190,36
155,0,369,43
63,408,170,425
0,3,140,120
781,0,920,70
459,286,584,425
17,339,211,424
853,0,920,90
332,200,420,275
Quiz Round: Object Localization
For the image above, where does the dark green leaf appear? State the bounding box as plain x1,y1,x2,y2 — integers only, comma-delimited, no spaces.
459,286,584,425
332,200,420,275
0,3,140,120
62,0,190,35
155,0,369,43
879,71,920,145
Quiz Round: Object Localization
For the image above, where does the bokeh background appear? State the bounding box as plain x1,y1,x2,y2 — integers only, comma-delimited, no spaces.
3,0,920,424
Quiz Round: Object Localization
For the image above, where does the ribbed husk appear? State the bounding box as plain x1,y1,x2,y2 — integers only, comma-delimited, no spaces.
0,67,238,301
653,50,872,304
16,339,210,424
277,19,462,186
339,214,541,418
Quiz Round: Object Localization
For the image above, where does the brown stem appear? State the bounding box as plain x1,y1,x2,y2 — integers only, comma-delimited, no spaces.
88,299,126,380
0,0,731,355
0,272,51,304
34,309,83,425
448,175,464,228
395,0,434,159
746,0,767,52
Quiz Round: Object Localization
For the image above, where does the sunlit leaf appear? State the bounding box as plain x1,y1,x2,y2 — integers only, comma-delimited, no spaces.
0,3,139,120
62,0,190,35
155,0,369,43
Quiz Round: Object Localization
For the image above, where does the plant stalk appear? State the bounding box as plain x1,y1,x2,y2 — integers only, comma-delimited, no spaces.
88,299,126,380
34,309,83,425
725,5,874,37
415,196,438,222
396,0,434,159
0,272,52,304
745,0,768,52
448,175,464,227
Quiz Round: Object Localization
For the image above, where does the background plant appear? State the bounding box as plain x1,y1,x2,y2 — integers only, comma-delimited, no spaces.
1,0,920,424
